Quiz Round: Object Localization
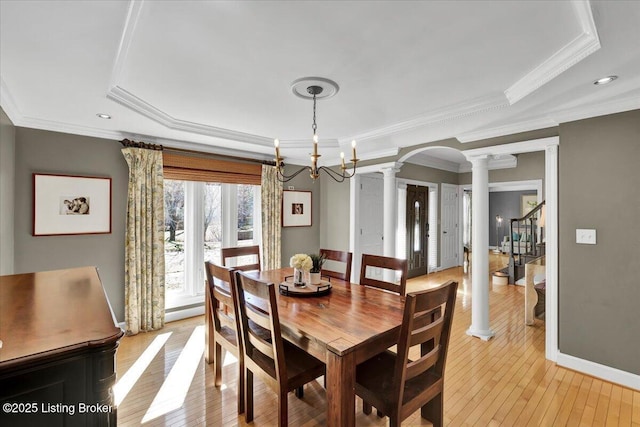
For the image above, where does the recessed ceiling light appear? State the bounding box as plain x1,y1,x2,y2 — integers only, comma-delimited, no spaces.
593,75,618,85
96,113,112,119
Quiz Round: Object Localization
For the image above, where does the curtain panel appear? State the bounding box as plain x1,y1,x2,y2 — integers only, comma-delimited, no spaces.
122,147,166,335
261,165,282,270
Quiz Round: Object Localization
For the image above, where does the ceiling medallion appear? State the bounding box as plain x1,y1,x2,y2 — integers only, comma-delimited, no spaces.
274,78,357,183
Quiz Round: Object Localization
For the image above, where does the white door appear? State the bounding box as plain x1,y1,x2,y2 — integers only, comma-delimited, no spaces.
441,183,459,269
358,174,384,280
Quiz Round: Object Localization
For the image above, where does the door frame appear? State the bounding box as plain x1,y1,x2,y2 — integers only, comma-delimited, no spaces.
350,162,402,283
440,183,460,270
397,178,439,272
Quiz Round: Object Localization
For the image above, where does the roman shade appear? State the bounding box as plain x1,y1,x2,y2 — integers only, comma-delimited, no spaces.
163,152,262,185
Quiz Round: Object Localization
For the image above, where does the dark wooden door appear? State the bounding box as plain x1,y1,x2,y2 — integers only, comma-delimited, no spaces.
406,185,429,278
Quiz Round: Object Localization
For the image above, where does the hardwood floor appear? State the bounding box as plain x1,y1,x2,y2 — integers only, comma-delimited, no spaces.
116,253,640,426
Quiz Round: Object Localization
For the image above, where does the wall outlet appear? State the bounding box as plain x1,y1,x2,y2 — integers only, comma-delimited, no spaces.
576,229,596,245
288,186,295,190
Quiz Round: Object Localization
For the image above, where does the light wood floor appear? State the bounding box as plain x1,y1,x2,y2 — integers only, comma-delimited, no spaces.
116,253,640,426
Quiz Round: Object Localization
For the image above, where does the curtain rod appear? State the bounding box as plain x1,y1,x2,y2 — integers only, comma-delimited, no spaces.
120,139,275,166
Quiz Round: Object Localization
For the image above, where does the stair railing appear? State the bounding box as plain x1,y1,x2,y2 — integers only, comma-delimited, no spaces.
508,200,545,283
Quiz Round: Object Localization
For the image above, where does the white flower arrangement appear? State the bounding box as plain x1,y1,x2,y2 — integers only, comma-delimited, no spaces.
290,253,313,271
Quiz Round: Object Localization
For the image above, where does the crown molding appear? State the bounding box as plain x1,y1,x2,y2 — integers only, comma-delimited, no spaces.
15,116,128,141
107,85,272,145
342,93,508,144
457,155,518,173
504,0,600,104
278,139,340,149
463,136,559,159
358,147,400,162
456,116,558,143
406,154,461,173
550,92,640,124
0,76,22,125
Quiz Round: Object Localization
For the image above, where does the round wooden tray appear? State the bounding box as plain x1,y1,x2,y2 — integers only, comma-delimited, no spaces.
278,279,332,297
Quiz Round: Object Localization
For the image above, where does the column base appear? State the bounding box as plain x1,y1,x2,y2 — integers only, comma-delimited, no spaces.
466,326,495,341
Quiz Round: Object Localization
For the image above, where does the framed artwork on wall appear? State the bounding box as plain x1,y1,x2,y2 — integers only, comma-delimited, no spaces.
282,190,312,227
521,194,538,217
33,173,112,236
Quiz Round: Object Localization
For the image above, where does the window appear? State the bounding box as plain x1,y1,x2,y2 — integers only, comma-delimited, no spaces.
164,180,261,309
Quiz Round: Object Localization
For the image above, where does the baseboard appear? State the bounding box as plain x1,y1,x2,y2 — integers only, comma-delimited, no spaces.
116,305,205,331
165,305,205,323
557,352,640,391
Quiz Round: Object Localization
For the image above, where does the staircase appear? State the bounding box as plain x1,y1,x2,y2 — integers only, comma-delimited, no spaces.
508,200,546,284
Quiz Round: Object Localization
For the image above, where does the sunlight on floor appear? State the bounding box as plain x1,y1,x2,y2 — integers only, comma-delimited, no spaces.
223,350,238,367
141,325,205,424
113,332,172,406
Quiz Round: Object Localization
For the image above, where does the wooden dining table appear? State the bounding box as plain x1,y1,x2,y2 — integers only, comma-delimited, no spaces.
206,267,406,427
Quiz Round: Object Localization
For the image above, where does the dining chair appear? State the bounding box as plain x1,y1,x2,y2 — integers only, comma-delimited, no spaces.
319,248,353,282
234,271,326,427
359,254,408,296
355,280,458,427
205,261,246,413
221,244,261,271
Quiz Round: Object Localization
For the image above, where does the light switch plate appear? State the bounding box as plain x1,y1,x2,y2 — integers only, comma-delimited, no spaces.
576,229,596,244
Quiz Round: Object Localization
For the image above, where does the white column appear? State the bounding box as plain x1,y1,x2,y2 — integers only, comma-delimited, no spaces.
466,155,495,341
382,166,400,258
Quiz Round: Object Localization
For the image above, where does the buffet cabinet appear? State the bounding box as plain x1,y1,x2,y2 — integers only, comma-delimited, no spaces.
0,267,123,426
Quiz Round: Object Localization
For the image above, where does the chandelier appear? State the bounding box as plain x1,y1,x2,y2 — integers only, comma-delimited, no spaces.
274,82,358,183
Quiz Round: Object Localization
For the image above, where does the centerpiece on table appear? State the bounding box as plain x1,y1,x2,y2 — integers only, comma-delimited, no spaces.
308,253,326,285
290,253,312,286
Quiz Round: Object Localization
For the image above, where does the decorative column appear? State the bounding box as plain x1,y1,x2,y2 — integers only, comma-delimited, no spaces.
466,155,495,341
381,164,402,258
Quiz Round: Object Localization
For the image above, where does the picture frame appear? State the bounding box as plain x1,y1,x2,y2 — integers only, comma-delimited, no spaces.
282,190,312,227
521,194,538,217
33,173,112,236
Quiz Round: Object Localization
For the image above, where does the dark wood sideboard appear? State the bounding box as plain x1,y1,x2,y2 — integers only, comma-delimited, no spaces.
0,267,124,427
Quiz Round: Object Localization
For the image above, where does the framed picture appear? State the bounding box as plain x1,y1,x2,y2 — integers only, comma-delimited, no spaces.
521,194,538,217
282,190,312,227
33,173,112,236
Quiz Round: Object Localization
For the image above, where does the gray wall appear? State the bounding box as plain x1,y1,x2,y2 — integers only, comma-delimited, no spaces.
0,108,16,274
279,163,321,266
489,191,536,247
13,128,129,322
558,109,640,375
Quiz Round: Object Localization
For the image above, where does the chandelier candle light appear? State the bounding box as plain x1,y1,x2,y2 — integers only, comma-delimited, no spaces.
274,80,358,183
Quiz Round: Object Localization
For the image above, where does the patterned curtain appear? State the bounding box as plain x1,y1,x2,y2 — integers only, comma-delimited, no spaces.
122,147,165,335
261,165,282,270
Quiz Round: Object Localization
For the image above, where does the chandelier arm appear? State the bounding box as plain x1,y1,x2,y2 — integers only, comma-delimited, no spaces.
316,166,345,183
275,164,311,182
317,165,360,183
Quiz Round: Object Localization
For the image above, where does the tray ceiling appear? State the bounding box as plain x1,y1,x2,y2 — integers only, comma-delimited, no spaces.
1,0,639,165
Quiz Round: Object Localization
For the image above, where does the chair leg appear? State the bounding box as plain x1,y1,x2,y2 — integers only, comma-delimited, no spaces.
245,369,254,422
237,358,245,414
363,401,372,415
421,393,443,427
278,391,288,427
294,385,304,398
214,342,222,387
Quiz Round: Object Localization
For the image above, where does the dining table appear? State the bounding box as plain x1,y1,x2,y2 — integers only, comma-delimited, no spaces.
206,267,406,427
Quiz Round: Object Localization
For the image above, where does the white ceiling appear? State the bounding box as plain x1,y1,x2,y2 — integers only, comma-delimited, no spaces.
1,0,639,167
